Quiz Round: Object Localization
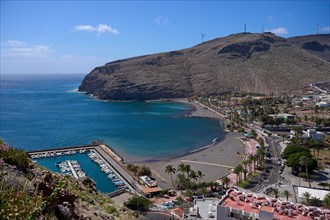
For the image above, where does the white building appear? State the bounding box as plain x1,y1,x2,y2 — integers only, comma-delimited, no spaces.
290,129,325,141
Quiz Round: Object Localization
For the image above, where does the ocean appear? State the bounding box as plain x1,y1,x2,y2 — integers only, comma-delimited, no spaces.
0,74,224,161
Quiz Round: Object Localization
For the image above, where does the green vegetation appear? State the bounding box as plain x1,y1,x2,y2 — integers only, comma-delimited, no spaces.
126,164,151,177
165,163,220,196
0,143,31,171
282,190,292,201
125,196,153,211
323,193,330,208
282,144,317,177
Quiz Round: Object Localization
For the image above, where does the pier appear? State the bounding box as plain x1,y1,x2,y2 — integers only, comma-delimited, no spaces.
67,161,79,179
28,144,138,195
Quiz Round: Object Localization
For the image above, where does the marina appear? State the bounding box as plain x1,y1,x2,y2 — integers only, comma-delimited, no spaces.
30,144,135,194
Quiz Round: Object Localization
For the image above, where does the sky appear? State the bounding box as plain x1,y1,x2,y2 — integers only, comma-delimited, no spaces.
1,1,329,74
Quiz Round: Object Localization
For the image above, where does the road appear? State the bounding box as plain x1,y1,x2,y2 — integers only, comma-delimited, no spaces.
247,128,283,193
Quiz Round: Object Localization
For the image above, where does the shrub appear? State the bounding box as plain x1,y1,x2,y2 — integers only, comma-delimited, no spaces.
126,196,153,210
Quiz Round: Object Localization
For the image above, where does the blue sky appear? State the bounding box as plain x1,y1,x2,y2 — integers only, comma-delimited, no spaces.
1,1,329,74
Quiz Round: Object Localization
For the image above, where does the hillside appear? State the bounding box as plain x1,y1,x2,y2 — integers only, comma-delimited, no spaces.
0,142,137,220
79,33,330,100
288,34,330,62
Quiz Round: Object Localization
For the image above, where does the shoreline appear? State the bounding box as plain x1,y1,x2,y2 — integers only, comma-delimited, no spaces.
132,98,245,189
120,98,227,163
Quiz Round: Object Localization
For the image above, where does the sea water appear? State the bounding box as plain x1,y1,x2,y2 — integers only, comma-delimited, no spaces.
0,74,224,161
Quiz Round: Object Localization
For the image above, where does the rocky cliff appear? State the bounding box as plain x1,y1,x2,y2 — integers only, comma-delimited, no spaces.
79,33,330,100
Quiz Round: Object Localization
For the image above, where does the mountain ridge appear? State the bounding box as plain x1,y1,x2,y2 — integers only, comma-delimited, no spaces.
79,32,330,100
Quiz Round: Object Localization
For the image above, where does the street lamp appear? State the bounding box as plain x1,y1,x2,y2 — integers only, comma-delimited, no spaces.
298,167,301,186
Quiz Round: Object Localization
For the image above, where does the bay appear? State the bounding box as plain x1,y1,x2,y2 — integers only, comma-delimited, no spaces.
0,74,224,161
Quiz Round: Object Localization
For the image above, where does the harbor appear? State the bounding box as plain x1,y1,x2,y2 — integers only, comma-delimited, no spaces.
29,144,136,194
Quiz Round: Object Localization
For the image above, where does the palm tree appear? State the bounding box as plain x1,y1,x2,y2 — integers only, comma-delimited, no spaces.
302,192,311,205
233,166,241,184
242,168,248,181
323,193,330,208
318,182,328,190
221,176,231,189
237,164,243,183
178,163,186,176
165,165,176,188
175,173,187,191
196,170,205,184
282,190,292,201
184,164,192,180
248,154,254,172
272,188,279,198
189,170,198,183
242,160,249,174
299,156,312,187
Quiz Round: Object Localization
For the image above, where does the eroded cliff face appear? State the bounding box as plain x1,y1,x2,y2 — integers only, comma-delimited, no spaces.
79,33,330,100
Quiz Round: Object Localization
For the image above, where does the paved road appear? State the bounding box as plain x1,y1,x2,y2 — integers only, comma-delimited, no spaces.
249,136,283,193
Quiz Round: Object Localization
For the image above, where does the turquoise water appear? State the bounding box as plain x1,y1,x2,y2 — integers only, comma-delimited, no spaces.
35,152,117,193
0,74,224,161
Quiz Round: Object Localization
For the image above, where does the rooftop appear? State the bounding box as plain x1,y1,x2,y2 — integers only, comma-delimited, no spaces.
220,189,330,220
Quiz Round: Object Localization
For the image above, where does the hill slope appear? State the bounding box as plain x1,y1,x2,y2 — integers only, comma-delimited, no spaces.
288,34,330,62
79,33,330,100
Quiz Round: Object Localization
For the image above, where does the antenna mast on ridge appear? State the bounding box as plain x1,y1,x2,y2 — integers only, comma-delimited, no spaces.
262,26,264,33
244,23,247,33
201,32,206,43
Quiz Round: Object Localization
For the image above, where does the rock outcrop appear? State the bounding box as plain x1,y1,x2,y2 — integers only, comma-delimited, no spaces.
79,33,330,100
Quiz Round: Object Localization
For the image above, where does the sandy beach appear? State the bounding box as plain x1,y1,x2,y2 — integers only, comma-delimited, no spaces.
138,98,245,190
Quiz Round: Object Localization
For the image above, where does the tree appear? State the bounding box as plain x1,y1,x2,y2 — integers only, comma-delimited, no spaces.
126,196,153,210
233,166,241,184
318,182,328,190
196,170,205,184
242,160,249,174
236,165,243,183
323,193,330,208
272,188,279,198
293,126,304,140
165,165,176,188
302,192,311,206
175,173,188,190
221,176,231,189
299,156,312,188
242,169,248,181
184,164,192,181
248,154,255,172
178,163,186,176
189,170,198,184
136,165,151,177
282,190,292,201
310,197,322,207
281,144,309,160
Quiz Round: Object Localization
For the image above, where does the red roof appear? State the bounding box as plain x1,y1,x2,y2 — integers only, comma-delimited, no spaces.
222,191,310,220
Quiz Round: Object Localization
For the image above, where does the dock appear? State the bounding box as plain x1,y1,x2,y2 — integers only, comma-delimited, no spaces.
67,161,79,179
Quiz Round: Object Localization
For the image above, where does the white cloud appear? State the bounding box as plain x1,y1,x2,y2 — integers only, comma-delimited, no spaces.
1,41,53,59
267,15,274,22
321,26,330,32
5,40,27,47
73,24,119,34
265,27,289,36
156,16,169,27
1,40,104,74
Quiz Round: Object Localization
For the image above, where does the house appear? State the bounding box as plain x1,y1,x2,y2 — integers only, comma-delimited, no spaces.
183,188,330,220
